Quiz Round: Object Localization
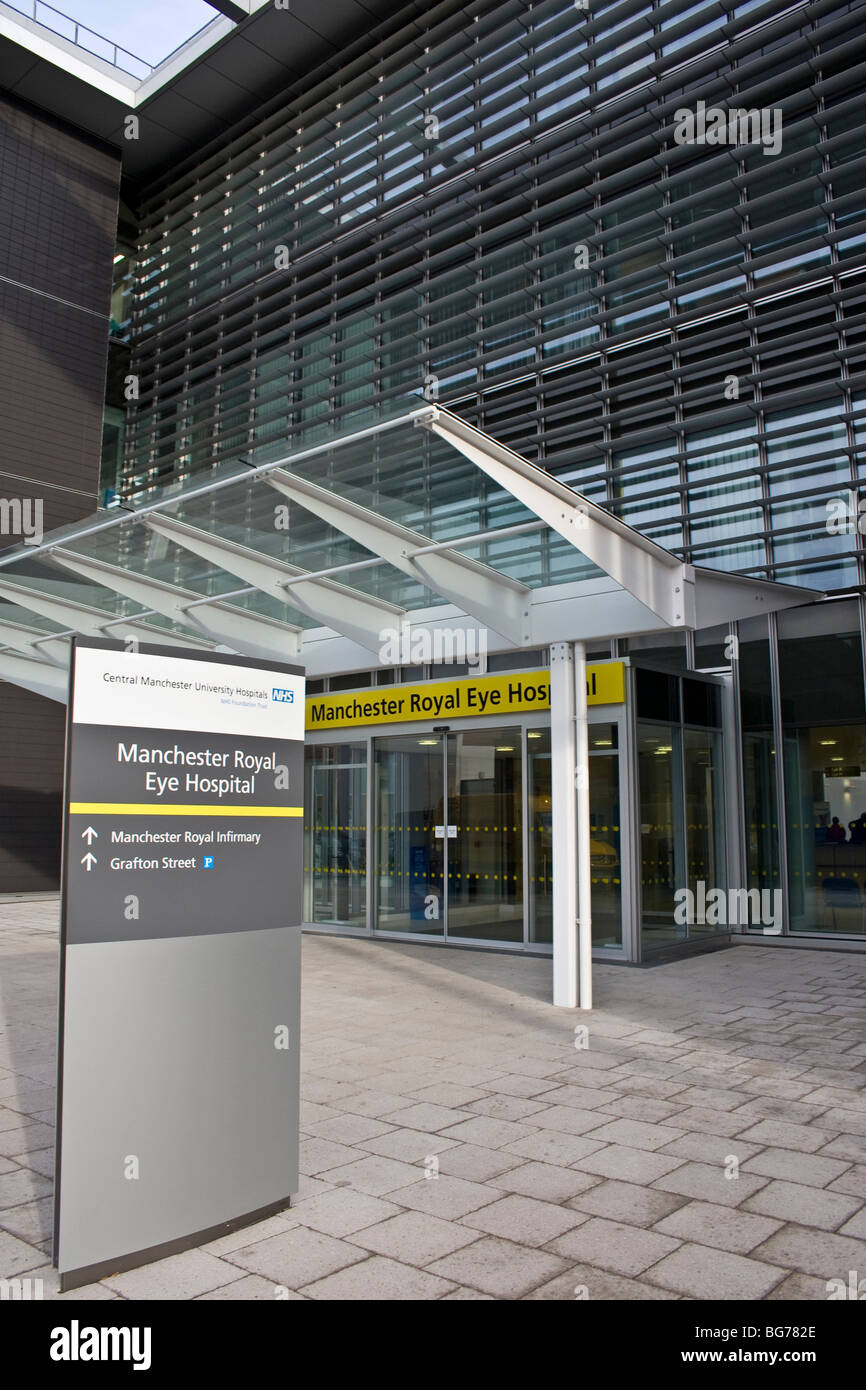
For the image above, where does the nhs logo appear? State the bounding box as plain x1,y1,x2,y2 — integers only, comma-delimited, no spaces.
272,688,295,704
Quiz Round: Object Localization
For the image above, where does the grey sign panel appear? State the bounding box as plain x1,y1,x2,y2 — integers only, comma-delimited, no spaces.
65,726,304,945
55,638,305,1290
59,929,300,1276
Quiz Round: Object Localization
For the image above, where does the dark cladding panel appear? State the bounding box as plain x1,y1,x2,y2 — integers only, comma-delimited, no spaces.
0,280,110,497
0,683,66,893
0,97,119,311
0,92,120,892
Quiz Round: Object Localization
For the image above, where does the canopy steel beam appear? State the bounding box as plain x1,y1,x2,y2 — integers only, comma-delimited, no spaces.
0,579,212,653
691,566,809,628
0,616,71,667
144,513,406,656
47,548,301,663
264,468,532,645
422,409,694,629
0,650,69,702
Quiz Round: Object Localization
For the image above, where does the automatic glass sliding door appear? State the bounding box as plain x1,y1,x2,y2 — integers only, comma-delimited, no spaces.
374,734,445,935
446,728,523,942
373,727,522,942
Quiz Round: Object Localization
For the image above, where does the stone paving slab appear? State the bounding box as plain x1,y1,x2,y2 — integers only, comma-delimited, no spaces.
0,897,864,1299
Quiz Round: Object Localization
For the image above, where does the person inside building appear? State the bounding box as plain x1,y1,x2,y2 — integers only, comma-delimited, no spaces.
827,816,847,844
848,813,866,845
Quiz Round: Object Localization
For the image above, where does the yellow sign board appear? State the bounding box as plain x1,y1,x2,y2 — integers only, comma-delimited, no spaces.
306,663,625,731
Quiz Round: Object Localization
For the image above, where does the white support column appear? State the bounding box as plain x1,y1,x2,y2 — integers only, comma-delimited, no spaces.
549,641,578,1008
574,640,593,1010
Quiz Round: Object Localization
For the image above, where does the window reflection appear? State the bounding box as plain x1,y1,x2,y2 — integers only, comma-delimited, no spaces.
528,725,623,948
779,604,866,934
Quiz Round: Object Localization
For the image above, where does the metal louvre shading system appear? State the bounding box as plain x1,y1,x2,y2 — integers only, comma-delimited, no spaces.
0,404,820,1006
118,0,866,600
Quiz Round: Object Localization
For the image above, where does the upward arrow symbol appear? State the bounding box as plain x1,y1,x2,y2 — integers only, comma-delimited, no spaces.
81,826,98,844
81,852,97,872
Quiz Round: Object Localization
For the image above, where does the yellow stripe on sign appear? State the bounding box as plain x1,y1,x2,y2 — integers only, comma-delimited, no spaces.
69,803,303,818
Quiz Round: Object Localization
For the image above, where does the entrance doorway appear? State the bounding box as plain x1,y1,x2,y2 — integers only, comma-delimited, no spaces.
373,728,523,942
635,667,728,955
370,716,627,951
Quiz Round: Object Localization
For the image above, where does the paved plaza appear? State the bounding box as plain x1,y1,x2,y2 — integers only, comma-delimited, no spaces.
1,896,865,1300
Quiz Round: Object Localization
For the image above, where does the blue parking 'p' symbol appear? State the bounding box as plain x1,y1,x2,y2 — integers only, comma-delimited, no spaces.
203,856,214,869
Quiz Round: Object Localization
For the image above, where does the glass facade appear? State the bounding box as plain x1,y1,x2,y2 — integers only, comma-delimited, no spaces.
737,599,866,940
6,0,866,951
636,667,727,952
526,725,623,950
121,0,866,609
303,743,367,928
305,708,629,952
301,659,760,956
115,0,866,955
778,602,866,934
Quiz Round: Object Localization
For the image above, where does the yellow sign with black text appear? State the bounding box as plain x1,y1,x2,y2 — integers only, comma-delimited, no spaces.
305,662,625,731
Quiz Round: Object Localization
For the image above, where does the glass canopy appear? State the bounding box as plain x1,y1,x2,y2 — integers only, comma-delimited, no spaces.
0,405,819,698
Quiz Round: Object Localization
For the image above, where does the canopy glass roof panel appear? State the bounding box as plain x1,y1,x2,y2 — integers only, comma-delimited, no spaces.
0,405,817,689
0,408,605,645
161,472,432,614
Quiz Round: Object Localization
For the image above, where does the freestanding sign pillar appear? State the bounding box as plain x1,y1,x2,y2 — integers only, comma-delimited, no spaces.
54,638,305,1290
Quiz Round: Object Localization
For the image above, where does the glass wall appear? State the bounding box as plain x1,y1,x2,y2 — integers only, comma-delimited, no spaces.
374,734,445,936
637,722,683,948
303,607,866,953
447,729,523,942
733,598,866,941
636,668,727,953
588,726,623,949
684,727,726,940
526,724,623,949
303,742,367,927
527,730,553,944
778,602,866,934
308,711,625,950
125,0,866,621
739,616,781,905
